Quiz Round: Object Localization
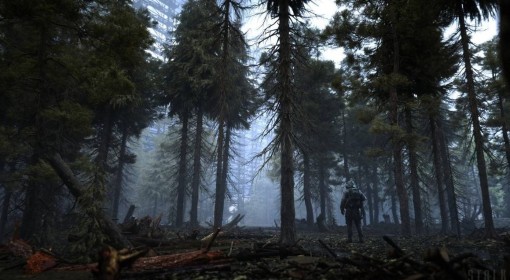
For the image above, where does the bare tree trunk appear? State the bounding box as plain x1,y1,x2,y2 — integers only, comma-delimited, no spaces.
0,187,11,241
214,121,225,228
366,180,374,225
20,26,47,240
319,161,327,218
112,126,129,221
278,0,296,244
219,123,232,220
21,156,44,240
0,160,9,241
342,110,351,181
405,107,423,234
389,23,411,236
430,114,450,233
176,113,189,227
391,191,399,225
457,3,496,237
214,0,231,229
372,164,380,224
436,118,460,236
190,106,203,226
303,152,314,226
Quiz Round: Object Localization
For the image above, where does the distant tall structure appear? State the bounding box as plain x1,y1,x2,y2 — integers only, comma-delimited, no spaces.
132,0,180,59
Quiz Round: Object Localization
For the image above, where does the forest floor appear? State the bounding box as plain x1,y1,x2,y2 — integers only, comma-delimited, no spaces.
0,224,509,279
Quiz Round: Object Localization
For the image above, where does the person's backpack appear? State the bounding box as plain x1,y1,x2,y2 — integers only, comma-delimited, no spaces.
346,189,363,210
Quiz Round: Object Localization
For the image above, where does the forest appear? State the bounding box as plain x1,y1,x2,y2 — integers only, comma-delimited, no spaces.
1,0,510,279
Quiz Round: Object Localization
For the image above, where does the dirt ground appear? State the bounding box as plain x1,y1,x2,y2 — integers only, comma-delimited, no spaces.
1,225,509,279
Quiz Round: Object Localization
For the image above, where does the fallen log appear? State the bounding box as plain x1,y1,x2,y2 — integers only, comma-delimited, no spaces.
25,251,58,274
53,249,227,275
52,230,225,278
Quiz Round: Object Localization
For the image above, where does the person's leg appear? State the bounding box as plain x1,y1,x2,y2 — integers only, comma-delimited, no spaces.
346,214,353,242
355,218,363,242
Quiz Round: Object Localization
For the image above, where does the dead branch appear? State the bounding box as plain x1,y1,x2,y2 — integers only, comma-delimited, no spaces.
222,214,244,231
318,239,338,259
202,228,221,253
383,235,404,257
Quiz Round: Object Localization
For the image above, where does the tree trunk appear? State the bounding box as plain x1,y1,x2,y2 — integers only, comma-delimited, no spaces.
342,110,351,181
221,124,232,199
190,106,203,226
219,123,232,223
405,107,423,234
46,153,131,248
0,160,9,241
302,152,314,227
21,157,44,240
112,126,129,221
235,157,245,215
372,164,380,224
436,117,460,236
318,161,327,218
366,179,374,225
430,114,450,233
176,113,189,227
214,121,225,228
278,0,296,244
20,25,47,241
0,187,11,241
391,191,399,225
456,3,496,237
214,0,231,229
496,84,510,216
389,23,411,236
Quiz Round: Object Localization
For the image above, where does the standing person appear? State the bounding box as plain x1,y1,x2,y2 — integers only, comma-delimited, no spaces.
340,180,366,243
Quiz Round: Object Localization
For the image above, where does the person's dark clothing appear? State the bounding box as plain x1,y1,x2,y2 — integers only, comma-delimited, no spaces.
340,188,366,242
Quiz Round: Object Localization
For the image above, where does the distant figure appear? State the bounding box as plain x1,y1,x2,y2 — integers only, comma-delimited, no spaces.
340,180,366,243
